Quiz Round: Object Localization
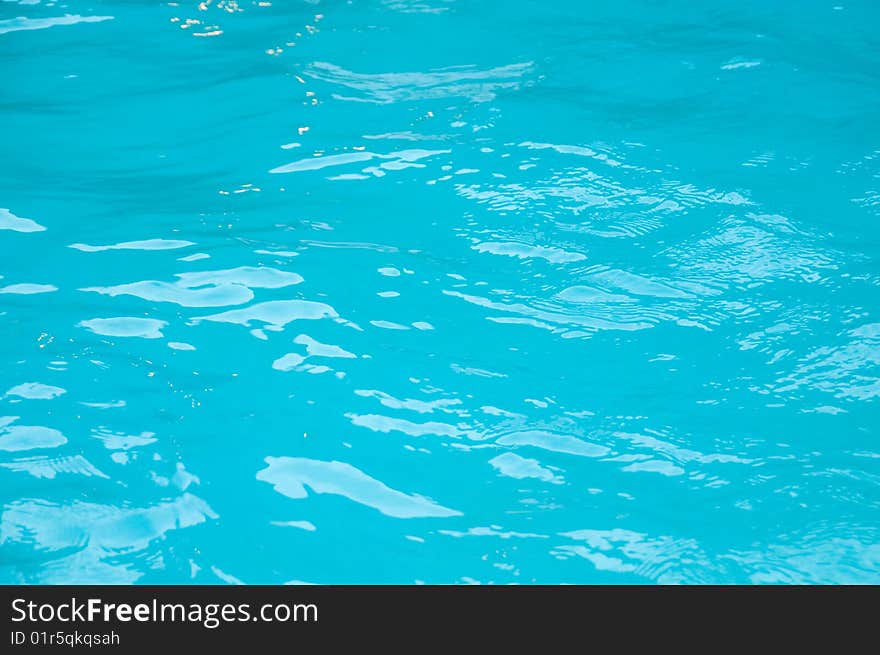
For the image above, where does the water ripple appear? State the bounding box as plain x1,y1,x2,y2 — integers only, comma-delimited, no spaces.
2,0,878,584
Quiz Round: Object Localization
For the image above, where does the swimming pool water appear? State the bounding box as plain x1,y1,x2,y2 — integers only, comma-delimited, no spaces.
2,0,879,584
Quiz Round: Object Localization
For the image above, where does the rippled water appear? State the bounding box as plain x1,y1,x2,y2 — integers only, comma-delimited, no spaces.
2,0,879,584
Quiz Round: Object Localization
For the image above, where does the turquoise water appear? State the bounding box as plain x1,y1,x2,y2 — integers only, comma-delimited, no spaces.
2,0,879,584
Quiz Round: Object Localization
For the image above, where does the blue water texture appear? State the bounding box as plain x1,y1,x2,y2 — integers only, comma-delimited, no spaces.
2,0,879,584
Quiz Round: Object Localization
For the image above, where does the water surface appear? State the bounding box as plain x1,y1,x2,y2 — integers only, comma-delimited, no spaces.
2,0,879,583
